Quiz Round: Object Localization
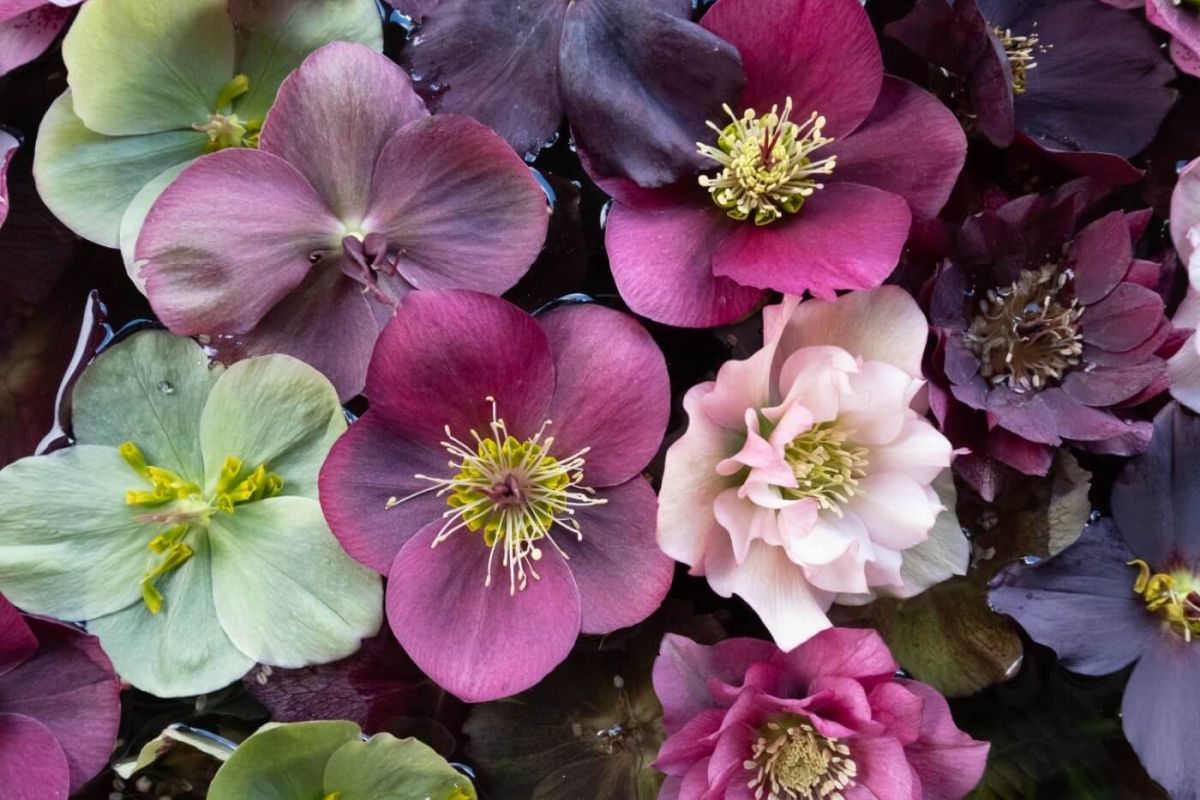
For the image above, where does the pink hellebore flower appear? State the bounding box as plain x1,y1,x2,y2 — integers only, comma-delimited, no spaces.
0,0,81,77
658,288,965,651
653,629,989,800
592,0,966,327
319,290,674,702
1169,156,1200,411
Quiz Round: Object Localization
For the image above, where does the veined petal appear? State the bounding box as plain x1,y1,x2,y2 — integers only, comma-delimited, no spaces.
0,713,69,800
323,733,478,799
207,720,360,798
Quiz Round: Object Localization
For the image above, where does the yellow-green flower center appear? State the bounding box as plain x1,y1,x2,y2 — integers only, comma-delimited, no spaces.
193,73,262,152
696,97,836,226
387,398,605,595
781,422,868,514
745,716,857,800
993,25,1043,95
1129,559,1200,642
120,441,282,614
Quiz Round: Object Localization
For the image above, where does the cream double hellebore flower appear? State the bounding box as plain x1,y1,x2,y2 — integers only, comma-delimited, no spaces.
0,331,381,697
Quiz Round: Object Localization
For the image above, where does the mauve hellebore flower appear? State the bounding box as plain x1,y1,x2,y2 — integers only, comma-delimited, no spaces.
319,290,674,702
390,0,745,186
653,630,989,800
0,0,81,78
991,404,1200,800
928,181,1175,499
135,42,549,400
887,0,1177,171
0,591,121,798
1102,0,1200,78
594,0,967,327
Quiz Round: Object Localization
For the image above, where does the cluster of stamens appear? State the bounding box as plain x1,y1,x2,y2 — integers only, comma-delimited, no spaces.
387,398,606,595
781,422,869,513
963,263,1085,393
993,24,1050,95
1129,559,1200,642
745,717,857,800
697,97,836,226
120,442,282,613
192,74,262,152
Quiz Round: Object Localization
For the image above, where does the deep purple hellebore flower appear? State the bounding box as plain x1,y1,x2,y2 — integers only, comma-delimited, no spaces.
653,629,989,800
0,1,81,78
592,0,967,327
0,591,121,798
991,403,1200,800
136,42,549,401
887,0,1177,174
318,290,674,702
389,0,745,186
927,181,1175,500
1102,0,1200,79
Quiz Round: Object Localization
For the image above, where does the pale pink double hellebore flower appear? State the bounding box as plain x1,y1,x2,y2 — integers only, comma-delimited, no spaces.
658,287,966,650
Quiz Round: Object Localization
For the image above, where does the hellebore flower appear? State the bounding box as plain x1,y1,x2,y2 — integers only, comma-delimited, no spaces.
1102,0,1200,78
593,0,966,327
390,0,745,186
658,288,968,650
0,591,121,797
887,0,1177,165
208,720,476,800
33,0,382,249
135,42,549,401
1168,156,1200,411
319,290,673,702
0,330,382,698
652,629,989,800
928,181,1175,499
0,0,81,77
990,403,1200,800
0,130,15,229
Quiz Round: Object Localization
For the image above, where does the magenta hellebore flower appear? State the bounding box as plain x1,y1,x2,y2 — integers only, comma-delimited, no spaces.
991,404,1200,800
1102,0,1200,79
0,592,121,798
592,0,967,328
887,0,1177,176
0,0,82,77
0,130,15,229
318,290,673,702
653,629,989,800
136,42,549,400
927,181,1176,500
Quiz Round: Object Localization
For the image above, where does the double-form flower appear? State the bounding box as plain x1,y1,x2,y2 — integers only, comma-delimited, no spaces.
135,42,549,400
0,0,82,78
991,403,1200,800
658,288,967,650
319,290,673,702
0,331,381,697
653,629,989,799
594,0,966,327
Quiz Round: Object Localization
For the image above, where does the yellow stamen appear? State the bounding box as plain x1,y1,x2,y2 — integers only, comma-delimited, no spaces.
1128,559,1200,642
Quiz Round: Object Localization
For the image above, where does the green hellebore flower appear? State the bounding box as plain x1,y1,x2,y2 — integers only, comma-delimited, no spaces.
33,0,383,255
0,331,382,698
208,721,477,800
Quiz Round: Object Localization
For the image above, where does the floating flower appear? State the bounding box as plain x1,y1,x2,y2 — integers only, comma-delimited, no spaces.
208,720,475,800
0,130,15,229
135,42,548,400
319,290,673,701
1168,156,1200,412
658,288,967,650
653,629,989,800
0,591,121,797
389,0,745,186
990,403,1200,800
593,0,966,327
0,330,381,697
33,0,382,250
887,0,1177,169
0,0,81,78
928,181,1175,499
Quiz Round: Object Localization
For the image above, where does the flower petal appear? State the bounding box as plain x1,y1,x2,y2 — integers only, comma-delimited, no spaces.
1068,211,1133,305
0,5,72,78
324,734,477,799
0,593,36,679
119,161,189,289
1170,156,1200,271
0,713,69,800
207,720,360,797
780,627,898,683
652,634,777,732
1079,282,1165,353
1120,635,1200,800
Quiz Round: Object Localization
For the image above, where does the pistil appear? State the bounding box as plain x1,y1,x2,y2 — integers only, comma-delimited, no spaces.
1129,559,1200,642
745,716,857,800
192,73,262,152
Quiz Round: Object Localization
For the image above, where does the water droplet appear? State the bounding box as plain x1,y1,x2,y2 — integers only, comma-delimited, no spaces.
1088,509,1102,523
156,381,175,394
1021,555,1042,565
599,199,614,230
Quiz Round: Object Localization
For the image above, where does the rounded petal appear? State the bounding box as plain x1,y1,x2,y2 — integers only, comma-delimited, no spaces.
652,634,778,731
0,5,72,78
1120,636,1200,800
386,522,581,702
1068,211,1134,305
363,115,547,294
119,161,189,291
0,713,69,800
1079,283,1165,353
324,733,477,799
847,473,939,552
781,626,899,684
207,720,361,798
868,418,956,487
1170,156,1200,271
537,303,669,487
899,680,989,800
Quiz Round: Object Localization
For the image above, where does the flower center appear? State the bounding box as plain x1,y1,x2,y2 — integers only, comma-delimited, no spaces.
962,263,1084,393
120,441,283,613
1129,559,1200,642
340,233,410,307
192,74,262,152
745,716,857,800
696,97,836,226
388,398,606,595
993,25,1044,95
781,422,868,514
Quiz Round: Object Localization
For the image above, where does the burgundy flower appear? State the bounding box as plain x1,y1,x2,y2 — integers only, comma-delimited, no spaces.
927,181,1174,499
0,591,121,797
887,0,1177,172
990,403,1200,800
318,290,673,702
592,0,966,327
653,629,989,799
